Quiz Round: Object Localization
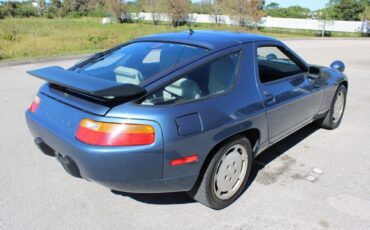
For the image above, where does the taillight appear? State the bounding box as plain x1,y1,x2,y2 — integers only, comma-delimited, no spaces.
75,118,155,146
30,96,41,113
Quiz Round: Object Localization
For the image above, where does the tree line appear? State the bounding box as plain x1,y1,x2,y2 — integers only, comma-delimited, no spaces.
265,0,369,21
0,0,369,24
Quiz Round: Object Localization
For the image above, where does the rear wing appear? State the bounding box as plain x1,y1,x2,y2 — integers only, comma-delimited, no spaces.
27,66,146,99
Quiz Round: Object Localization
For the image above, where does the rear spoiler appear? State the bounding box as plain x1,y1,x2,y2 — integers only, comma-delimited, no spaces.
27,66,146,99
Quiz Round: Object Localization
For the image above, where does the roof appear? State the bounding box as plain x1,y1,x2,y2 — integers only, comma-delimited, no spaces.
133,30,276,50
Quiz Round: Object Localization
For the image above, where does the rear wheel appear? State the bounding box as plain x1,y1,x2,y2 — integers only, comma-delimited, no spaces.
188,137,253,209
316,84,347,130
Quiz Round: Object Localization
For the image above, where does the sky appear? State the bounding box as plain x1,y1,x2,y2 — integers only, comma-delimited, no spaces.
264,0,329,10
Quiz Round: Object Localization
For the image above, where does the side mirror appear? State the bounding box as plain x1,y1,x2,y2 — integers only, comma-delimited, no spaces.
308,65,321,75
330,60,345,73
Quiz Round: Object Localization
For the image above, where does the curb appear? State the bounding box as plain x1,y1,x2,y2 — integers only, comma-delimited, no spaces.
281,37,369,41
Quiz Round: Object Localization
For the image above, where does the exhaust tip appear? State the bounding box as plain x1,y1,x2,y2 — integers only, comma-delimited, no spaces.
34,137,56,157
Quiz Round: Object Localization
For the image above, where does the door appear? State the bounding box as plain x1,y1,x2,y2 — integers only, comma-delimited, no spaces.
255,43,321,142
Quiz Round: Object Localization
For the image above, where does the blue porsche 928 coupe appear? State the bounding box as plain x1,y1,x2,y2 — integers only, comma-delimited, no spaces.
26,31,348,209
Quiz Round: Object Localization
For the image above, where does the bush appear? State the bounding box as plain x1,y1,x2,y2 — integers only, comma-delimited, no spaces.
0,6,4,19
1,2,16,17
265,6,311,19
0,50,8,60
44,6,59,19
64,11,83,18
315,30,332,37
87,8,108,18
87,34,109,45
0,31,18,41
14,4,37,17
0,2,37,18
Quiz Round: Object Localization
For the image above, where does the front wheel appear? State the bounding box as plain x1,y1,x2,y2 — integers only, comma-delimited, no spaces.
316,84,347,130
188,137,253,209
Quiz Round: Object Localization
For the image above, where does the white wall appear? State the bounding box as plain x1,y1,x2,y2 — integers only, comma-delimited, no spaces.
130,13,366,33
261,16,365,33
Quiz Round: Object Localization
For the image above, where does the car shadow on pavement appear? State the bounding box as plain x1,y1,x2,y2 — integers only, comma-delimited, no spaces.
111,190,196,205
112,123,320,205
241,123,320,194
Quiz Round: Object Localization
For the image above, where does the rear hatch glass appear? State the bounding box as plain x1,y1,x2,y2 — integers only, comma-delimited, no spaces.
73,42,208,85
32,42,207,115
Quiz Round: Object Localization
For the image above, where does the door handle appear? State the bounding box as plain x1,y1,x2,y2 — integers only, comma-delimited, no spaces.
263,91,275,105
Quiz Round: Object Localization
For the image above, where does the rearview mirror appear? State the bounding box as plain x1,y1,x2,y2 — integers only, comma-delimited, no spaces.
330,60,345,73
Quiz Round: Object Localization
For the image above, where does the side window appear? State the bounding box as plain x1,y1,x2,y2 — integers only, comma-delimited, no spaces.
141,52,240,105
257,46,303,83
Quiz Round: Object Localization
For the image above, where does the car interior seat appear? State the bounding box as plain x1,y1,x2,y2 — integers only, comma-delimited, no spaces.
163,78,202,101
114,66,143,84
179,78,202,100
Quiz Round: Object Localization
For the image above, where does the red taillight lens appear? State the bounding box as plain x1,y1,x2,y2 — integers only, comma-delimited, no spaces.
30,96,40,113
75,118,155,146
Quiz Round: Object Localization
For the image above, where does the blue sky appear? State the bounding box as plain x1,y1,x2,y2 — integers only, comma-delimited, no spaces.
264,0,329,10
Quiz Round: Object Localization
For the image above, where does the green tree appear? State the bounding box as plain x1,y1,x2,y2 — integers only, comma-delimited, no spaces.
59,0,104,17
2,2,17,17
127,1,141,13
0,1,37,18
317,7,335,37
360,4,370,20
15,2,38,17
328,0,366,21
265,2,279,10
265,6,311,19
51,0,62,9
44,0,62,18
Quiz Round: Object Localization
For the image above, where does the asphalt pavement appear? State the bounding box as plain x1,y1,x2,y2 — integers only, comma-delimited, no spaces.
0,39,369,230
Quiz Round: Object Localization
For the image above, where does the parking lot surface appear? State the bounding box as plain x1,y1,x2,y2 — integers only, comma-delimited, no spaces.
0,39,369,230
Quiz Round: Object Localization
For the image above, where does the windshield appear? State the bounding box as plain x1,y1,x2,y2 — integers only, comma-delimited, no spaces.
76,42,208,85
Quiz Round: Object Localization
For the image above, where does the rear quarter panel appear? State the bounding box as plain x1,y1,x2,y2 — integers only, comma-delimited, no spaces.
107,43,268,180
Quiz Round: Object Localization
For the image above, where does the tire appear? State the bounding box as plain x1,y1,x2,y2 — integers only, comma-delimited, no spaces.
316,84,347,130
188,136,253,210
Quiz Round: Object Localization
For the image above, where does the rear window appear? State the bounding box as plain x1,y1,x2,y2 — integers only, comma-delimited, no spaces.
76,42,208,85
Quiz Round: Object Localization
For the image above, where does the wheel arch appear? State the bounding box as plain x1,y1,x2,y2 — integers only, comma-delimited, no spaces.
190,128,260,192
340,80,348,90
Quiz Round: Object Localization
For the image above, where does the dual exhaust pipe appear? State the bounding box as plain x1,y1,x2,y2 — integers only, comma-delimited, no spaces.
34,137,81,178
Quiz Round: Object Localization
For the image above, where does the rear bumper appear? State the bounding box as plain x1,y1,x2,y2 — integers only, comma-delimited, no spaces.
26,110,197,193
